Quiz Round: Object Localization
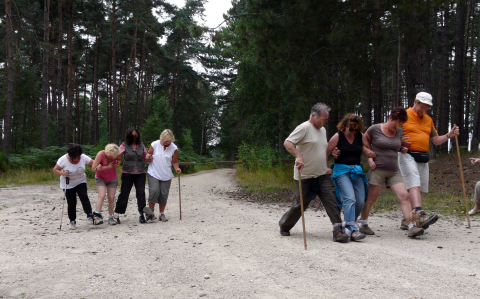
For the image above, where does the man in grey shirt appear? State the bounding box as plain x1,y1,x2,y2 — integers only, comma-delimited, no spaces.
279,103,349,243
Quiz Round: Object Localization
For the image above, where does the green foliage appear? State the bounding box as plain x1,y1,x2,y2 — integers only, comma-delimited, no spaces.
0,152,9,172
141,96,173,144
8,145,100,170
178,128,194,152
237,143,281,170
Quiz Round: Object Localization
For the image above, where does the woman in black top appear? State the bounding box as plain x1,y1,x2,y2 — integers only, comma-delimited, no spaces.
327,114,373,241
113,128,154,224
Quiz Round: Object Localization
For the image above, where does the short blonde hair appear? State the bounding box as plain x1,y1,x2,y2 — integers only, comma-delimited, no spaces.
104,143,120,158
160,129,175,142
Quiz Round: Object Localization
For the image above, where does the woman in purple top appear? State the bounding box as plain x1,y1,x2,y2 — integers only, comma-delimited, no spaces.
358,107,424,239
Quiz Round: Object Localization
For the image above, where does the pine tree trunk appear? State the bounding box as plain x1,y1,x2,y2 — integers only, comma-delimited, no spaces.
363,80,372,127
121,28,137,136
81,47,88,145
90,39,99,145
65,2,74,144
111,0,118,143
372,0,382,122
3,0,15,157
57,0,64,147
472,4,480,151
50,21,57,122
41,0,50,149
403,5,430,106
438,7,451,153
452,1,467,145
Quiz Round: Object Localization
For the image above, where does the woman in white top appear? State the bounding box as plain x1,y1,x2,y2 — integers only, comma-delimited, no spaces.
145,129,181,222
53,145,95,230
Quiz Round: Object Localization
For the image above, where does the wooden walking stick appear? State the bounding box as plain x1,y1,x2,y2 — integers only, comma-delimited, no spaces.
298,169,307,250
178,174,182,220
453,124,471,228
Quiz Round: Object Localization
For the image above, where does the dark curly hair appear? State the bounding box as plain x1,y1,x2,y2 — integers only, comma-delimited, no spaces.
390,107,408,123
125,127,141,145
336,113,365,132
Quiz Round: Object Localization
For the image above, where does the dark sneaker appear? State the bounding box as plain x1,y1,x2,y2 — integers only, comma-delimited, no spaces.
113,214,121,224
143,206,156,221
87,216,94,225
159,214,168,222
407,226,424,238
69,221,76,230
108,217,116,226
139,215,146,223
280,228,290,236
418,211,438,229
351,230,366,241
93,212,103,225
359,224,374,235
400,218,408,230
333,226,349,243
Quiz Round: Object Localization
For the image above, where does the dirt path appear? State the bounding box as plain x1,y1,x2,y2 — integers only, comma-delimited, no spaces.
0,168,479,298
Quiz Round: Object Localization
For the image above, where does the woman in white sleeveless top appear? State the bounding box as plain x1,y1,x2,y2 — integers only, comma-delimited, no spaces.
145,129,181,222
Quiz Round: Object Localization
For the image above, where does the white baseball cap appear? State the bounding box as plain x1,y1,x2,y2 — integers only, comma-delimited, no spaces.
415,92,433,106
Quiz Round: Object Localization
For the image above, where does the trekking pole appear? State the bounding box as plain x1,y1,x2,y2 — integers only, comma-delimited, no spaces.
59,177,69,230
298,169,307,250
453,124,471,228
178,174,182,220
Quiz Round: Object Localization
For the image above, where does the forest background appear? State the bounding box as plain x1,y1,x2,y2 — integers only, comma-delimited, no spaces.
1,0,480,190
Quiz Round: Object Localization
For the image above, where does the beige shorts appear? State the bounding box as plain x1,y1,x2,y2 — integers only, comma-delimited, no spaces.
95,177,118,189
398,152,429,192
368,169,404,187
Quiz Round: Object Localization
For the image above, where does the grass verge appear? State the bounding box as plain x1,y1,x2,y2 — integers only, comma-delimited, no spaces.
234,163,475,218
234,164,296,193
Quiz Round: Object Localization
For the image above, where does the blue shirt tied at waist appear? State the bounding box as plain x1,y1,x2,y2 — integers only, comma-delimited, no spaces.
331,164,368,209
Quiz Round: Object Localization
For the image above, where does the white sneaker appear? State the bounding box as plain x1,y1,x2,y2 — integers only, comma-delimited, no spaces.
468,208,480,216
87,216,94,225
69,221,76,230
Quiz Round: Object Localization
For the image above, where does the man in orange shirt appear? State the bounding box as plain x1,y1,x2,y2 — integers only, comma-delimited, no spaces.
398,92,459,230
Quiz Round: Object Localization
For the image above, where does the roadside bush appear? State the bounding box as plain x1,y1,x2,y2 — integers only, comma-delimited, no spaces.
237,143,281,170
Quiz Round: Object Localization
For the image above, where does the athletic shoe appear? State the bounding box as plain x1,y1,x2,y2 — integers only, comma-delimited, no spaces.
69,221,76,230
143,206,156,221
400,211,438,230
139,215,146,224
418,210,438,229
351,230,366,241
113,214,121,224
159,214,168,222
359,224,375,235
468,208,480,216
108,216,116,226
333,226,349,243
407,226,424,238
93,212,103,225
87,216,94,225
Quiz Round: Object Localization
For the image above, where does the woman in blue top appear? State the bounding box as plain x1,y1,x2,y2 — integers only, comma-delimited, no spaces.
327,114,374,241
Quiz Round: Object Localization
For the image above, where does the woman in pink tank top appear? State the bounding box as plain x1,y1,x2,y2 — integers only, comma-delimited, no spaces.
92,144,120,225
